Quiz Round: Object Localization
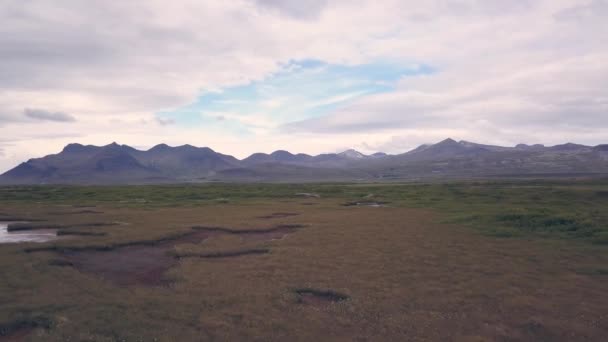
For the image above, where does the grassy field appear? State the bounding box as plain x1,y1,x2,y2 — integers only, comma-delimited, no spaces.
2,179,608,243
0,180,607,341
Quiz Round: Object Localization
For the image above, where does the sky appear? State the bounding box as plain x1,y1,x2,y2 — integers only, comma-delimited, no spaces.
0,0,607,172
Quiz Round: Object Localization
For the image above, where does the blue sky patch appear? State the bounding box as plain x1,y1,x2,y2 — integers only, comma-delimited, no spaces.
157,59,433,135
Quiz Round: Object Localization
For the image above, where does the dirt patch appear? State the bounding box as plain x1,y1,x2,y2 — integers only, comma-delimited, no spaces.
300,202,318,206
342,201,389,207
192,224,304,242
63,245,176,287
49,210,103,215
176,248,270,259
49,225,302,287
48,259,74,267
7,222,118,232
257,212,300,219
0,217,44,223
0,317,51,342
6,223,64,232
294,288,349,306
73,222,120,228
595,191,608,198
56,230,107,237
0,326,33,342
57,230,214,287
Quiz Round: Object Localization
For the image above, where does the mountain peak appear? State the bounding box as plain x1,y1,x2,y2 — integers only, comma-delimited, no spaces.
62,143,84,153
150,143,170,151
549,142,590,151
270,150,294,157
339,149,366,159
62,143,99,154
437,138,458,145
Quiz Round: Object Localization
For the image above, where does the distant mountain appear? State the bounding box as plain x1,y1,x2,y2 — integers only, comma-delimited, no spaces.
243,149,369,168
242,150,312,166
1,139,607,184
364,138,606,179
547,143,592,152
0,142,238,184
131,144,239,179
1,143,160,184
399,138,491,160
371,152,388,158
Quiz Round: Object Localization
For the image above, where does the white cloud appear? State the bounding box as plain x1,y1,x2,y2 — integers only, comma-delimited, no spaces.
23,108,76,122
252,0,329,19
0,0,606,172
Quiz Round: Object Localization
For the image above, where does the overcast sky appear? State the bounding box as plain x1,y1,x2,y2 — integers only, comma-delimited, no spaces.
0,0,607,171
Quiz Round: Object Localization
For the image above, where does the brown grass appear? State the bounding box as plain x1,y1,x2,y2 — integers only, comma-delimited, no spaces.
0,200,607,341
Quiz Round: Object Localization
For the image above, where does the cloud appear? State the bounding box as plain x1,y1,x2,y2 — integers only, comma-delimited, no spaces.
252,0,329,19
0,0,606,172
23,108,76,122
275,1,608,149
554,0,608,21
155,117,175,126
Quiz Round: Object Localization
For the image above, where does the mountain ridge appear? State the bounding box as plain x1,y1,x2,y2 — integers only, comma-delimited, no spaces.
1,139,607,184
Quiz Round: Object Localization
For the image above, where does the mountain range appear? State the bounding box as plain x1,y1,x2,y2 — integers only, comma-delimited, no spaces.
1,138,607,184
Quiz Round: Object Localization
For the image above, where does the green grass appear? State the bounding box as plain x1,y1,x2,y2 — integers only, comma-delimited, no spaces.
1,179,608,243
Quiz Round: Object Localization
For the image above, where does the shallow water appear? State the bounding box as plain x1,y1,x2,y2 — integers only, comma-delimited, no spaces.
0,222,60,243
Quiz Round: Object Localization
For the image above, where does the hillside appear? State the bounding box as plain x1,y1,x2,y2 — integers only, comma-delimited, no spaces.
1,139,607,184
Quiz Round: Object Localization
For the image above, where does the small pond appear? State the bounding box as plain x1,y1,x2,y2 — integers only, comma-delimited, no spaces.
0,222,60,244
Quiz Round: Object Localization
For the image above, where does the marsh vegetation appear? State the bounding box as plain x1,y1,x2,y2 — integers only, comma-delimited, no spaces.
0,179,607,340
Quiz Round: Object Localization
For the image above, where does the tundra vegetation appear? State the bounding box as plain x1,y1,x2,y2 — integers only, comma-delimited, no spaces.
0,179,607,340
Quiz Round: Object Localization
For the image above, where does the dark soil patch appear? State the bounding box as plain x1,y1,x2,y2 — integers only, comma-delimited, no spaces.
0,316,52,342
7,223,65,232
300,202,318,206
56,230,107,237
8,222,118,232
294,288,349,306
0,327,32,341
192,224,304,242
49,210,103,215
72,222,119,228
56,230,214,287
295,193,320,198
342,201,389,207
24,230,203,253
48,259,74,267
0,217,44,223
257,212,300,219
36,224,304,287
595,191,608,198
62,245,175,287
176,248,270,259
